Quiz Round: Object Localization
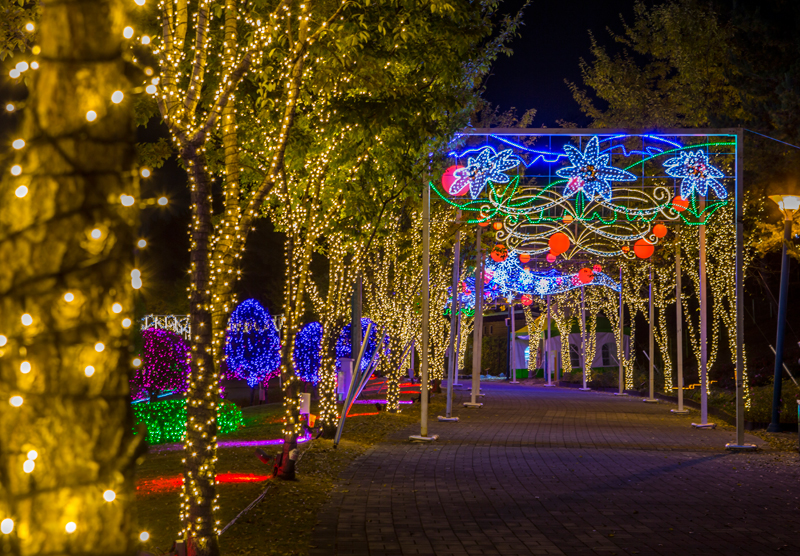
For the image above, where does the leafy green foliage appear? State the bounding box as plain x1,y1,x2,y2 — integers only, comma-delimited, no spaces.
0,0,38,60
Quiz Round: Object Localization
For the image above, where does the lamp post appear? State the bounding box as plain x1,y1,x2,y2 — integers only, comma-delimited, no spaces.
767,194,800,433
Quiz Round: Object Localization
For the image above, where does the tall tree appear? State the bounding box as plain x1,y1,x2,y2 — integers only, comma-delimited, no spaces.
0,0,140,553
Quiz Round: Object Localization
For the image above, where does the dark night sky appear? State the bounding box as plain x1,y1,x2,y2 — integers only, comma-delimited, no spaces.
482,0,635,126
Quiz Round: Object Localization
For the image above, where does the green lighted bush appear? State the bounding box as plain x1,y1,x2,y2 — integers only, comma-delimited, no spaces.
132,398,244,444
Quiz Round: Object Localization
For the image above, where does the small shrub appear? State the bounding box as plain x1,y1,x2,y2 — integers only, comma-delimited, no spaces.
133,399,244,444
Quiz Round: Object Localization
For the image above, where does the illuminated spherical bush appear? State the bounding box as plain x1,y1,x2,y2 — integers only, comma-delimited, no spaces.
293,322,323,384
225,299,281,388
335,318,380,371
132,399,243,444
130,328,190,400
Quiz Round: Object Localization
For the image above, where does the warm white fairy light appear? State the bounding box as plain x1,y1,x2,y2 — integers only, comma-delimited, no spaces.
111,91,124,104
15,186,28,198
11,165,21,176
12,139,25,149
86,110,97,122
157,196,168,206
20,361,31,374
64,292,74,302
95,342,105,352
112,303,123,313
0,519,13,535
21,314,32,326
85,366,96,377
122,318,132,328
9,396,23,407
120,194,135,206
137,239,147,248
23,460,35,473
103,490,116,502
123,26,134,39
65,522,76,534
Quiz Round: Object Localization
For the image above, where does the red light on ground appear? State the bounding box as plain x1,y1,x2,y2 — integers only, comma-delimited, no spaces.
137,472,270,496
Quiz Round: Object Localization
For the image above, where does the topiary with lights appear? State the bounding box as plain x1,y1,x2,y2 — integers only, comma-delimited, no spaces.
224,299,281,395
293,322,323,385
131,328,190,401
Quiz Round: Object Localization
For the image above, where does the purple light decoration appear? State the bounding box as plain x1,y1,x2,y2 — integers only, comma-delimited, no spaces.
225,299,282,388
149,433,312,453
353,399,413,404
293,322,323,384
130,328,190,401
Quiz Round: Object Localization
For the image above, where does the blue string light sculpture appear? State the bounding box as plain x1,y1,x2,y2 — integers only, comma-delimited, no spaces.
335,318,381,371
224,299,281,388
293,322,323,384
449,146,522,199
664,150,727,199
555,136,637,201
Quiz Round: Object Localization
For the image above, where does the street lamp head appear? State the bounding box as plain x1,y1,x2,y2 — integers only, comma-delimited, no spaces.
769,194,800,219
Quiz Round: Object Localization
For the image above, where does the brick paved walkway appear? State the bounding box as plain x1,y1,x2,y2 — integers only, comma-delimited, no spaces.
311,383,800,556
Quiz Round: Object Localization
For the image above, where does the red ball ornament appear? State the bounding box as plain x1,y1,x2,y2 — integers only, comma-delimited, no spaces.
672,195,689,212
634,238,655,259
490,244,508,262
548,232,570,255
478,212,491,227
592,264,602,273
546,253,557,263
519,253,531,264
622,245,630,254
521,294,533,306
492,221,504,232
442,165,467,196
653,223,668,238
578,268,593,284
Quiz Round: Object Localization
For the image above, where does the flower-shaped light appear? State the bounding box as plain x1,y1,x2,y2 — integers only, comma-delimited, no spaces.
449,147,522,199
555,136,636,201
663,149,727,199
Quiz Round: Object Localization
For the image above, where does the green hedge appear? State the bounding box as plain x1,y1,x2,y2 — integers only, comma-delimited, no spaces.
132,398,244,444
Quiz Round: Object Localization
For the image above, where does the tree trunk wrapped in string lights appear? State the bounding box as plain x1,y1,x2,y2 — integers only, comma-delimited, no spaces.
0,0,140,551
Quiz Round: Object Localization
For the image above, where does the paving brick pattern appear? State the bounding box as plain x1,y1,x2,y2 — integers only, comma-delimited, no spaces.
311,383,800,556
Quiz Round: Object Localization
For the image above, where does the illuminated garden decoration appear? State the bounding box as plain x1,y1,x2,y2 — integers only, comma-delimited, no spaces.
437,133,734,259
130,328,191,401
293,322,323,384
224,299,281,389
447,146,522,199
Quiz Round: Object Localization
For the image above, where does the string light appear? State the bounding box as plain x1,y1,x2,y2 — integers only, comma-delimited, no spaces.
224,299,281,388
85,366,95,377
130,328,190,400
9,396,22,407
12,139,25,149
103,490,116,502
85,110,97,122
0,519,13,534
111,91,124,104
65,522,76,534
21,314,32,326
293,322,323,384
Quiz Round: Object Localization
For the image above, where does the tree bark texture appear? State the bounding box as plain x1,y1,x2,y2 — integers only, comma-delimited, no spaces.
181,144,220,556
0,0,140,553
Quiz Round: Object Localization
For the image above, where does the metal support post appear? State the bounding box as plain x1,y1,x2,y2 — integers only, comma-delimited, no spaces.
672,236,688,414
465,226,484,408
694,200,715,428
768,219,792,431
727,129,755,449
616,266,627,396
644,265,657,403
509,303,519,384
440,210,461,422
545,295,554,387
411,180,437,441
579,286,590,391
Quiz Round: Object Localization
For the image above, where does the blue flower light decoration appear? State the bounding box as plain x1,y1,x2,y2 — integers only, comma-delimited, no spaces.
450,147,522,199
293,322,323,384
663,150,727,199
224,299,282,388
555,136,636,201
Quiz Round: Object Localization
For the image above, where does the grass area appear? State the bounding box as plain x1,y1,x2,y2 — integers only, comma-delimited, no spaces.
136,394,445,556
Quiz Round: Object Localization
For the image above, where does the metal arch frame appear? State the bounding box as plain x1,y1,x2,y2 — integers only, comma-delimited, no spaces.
447,128,749,450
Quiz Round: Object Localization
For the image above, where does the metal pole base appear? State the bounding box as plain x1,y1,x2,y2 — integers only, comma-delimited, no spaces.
409,434,439,442
452,384,466,389
643,398,659,403
670,409,690,414
463,402,483,408
725,442,757,451
614,392,629,396
578,387,592,391
543,384,556,387
437,416,459,422
691,422,716,429
509,379,520,384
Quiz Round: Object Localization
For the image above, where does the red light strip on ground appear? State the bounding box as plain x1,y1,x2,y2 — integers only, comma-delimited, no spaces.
136,472,270,496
